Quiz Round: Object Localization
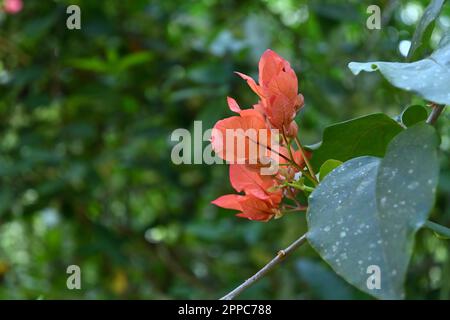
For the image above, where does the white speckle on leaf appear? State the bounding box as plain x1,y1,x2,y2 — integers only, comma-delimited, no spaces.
407,181,419,190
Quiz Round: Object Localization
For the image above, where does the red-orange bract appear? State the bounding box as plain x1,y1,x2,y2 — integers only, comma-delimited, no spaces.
210,97,271,165
236,49,304,136
212,165,282,221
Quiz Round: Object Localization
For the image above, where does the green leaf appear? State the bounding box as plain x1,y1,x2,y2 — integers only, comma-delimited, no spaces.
319,159,343,181
401,105,428,127
67,58,111,73
311,113,403,168
117,52,153,71
307,123,439,299
407,0,445,61
348,41,450,105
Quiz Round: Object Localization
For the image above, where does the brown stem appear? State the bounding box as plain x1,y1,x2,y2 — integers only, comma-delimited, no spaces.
246,135,302,171
220,233,307,300
426,104,446,125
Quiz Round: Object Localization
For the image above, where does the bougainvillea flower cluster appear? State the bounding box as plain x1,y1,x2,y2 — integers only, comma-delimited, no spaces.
211,49,314,221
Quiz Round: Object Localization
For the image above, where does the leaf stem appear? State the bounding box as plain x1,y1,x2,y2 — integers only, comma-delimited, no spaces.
220,233,308,300
286,182,315,193
280,130,316,186
301,170,316,185
424,220,450,239
282,207,307,213
294,136,318,185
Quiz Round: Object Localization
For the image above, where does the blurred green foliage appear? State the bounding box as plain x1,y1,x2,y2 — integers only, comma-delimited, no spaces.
0,0,449,299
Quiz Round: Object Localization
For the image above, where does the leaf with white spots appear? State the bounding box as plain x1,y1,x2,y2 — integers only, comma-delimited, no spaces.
348,41,450,105
406,0,445,60
306,123,439,299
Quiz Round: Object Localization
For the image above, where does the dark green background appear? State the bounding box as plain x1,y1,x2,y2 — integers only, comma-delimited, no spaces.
0,0,449,299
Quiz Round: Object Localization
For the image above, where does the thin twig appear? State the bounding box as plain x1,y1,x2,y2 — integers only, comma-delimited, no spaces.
246,135,303,171
294,136,318,185
285,183,303,208
426,104,445,125
282,207,307,213
220,233,308,300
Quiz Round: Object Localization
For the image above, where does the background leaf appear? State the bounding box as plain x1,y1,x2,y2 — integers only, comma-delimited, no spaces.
307,124,440,299
319,159,343,181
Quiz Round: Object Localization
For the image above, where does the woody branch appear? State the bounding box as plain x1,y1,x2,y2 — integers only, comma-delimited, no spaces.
220,233,307,300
